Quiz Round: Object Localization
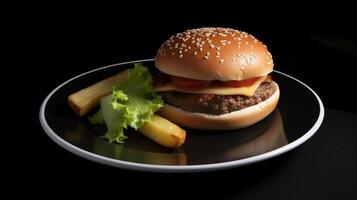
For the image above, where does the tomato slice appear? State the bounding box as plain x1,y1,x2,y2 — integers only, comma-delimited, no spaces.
171,76,212,89
154,72,171,87
222,77,260,87
156,73,272,89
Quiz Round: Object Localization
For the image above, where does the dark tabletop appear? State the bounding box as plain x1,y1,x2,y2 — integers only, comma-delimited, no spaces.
19,10,357,199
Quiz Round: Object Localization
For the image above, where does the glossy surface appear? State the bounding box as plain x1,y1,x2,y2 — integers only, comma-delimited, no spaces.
40,59,324,172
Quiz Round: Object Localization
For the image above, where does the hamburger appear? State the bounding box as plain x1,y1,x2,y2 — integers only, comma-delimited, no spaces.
154,27,279,130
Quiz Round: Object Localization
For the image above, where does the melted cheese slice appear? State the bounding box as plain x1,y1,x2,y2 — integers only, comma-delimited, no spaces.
155,76,267,96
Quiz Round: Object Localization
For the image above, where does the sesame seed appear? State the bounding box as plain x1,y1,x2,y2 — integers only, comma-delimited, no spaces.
241,66,245,70
204,56,209,60
160,28,265,63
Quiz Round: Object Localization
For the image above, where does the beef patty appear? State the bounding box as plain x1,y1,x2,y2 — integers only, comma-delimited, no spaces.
161,81,275,115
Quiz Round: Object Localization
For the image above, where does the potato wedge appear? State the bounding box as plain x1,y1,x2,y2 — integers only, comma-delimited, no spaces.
68,69,128,116
139,115,186,148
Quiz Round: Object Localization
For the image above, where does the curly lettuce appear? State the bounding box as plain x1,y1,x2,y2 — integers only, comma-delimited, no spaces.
89,64,163,143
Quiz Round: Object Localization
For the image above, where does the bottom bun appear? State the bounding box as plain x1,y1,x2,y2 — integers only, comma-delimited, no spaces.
157,82,280,130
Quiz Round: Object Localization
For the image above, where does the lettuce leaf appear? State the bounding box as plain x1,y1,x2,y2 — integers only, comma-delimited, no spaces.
89,64,163,143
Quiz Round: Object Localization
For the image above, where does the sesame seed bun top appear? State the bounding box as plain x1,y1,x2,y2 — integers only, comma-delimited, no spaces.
155,27,274,81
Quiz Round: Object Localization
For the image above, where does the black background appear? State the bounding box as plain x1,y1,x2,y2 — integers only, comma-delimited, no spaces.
13,5,357,199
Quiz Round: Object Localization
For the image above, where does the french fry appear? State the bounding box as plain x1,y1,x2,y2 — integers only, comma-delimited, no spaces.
67,69,186,148
68,69,128,116
139,115,186,148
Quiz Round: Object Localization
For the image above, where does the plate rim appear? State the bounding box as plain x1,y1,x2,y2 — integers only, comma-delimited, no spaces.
39,58,325,173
